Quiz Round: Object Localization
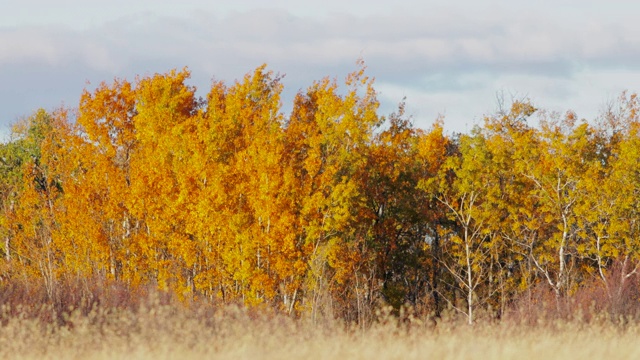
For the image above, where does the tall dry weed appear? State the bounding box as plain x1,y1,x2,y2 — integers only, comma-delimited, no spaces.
1,276,640,359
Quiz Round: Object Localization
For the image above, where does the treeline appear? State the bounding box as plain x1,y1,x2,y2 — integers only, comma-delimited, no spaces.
1,64,640,324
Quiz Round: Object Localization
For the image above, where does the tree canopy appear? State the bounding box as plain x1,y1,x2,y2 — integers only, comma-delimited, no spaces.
2,66,640,324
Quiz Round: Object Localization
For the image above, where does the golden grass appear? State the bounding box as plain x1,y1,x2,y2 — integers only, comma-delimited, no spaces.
0,299,639,360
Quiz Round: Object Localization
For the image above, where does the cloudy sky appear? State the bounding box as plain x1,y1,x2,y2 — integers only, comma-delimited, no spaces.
2,0,639,137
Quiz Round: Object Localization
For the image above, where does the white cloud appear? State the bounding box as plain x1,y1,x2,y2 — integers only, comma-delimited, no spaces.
2,3,640,134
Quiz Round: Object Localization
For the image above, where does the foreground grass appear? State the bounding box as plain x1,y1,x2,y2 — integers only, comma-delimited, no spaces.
0,298,638,360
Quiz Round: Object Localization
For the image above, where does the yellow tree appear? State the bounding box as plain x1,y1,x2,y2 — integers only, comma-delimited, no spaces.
517,111,593,305
125,69,200,293
422,128,499,325
481,101,540,315
55,69,201,294
203,66,290,306
175,66,300,308
574,93,640,307
9,109,70,300
283,62,381,321
179,79,233,302
60,78,138,283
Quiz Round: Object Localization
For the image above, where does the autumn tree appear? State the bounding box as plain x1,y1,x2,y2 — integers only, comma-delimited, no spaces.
480,101,539,315
361,106,428,311
10,64,640,324
8,109,71,300
58,78,138,284
0,110,53,266
283,62,382,321
421,129,497,324
574,93,640,310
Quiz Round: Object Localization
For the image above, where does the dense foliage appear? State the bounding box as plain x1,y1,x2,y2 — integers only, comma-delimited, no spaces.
2,64,640,324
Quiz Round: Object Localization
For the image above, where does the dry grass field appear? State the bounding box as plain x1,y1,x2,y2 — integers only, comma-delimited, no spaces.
0,296,638,360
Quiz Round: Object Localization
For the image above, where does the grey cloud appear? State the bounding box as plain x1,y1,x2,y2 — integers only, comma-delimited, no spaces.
2,6,640,133
38,9,640,80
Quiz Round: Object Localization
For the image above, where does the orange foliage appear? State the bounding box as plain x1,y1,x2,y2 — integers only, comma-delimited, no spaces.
4,65,640,323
